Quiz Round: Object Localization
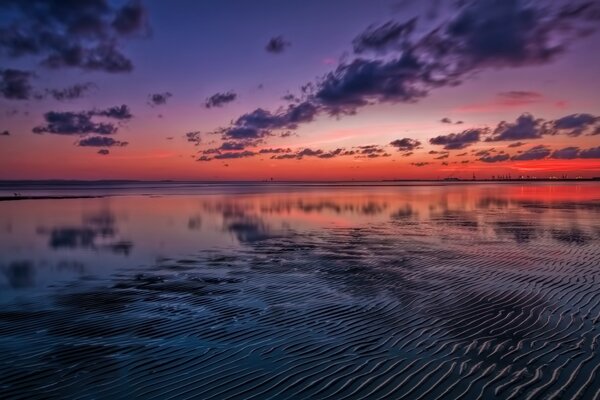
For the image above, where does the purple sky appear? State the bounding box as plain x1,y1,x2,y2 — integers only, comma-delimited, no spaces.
1,0,600,180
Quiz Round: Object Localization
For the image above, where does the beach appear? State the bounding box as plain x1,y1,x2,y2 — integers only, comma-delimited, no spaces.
1,182,600,399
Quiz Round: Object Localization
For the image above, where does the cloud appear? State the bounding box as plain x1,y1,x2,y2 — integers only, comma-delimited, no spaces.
205,91,237,108
486,113,545,141
552,113,600,136
33,105,132,135
93,104,132,120
550,146,580,159
580,147,600,159
1,130,10,136
220,141,247,151
353,19,417,54
207,0,599,146
480,154,510,163
511,145,551,161
258,148,292,154
550,146,600,159
429,129,482,150
148,92,172,106
185,131,201,145
98,149,110,155
112,0,148,35
411,162,429,167
214,151,256,160
217,101,319,140
0,69,34,100
390,138,421,151
77,136,128,147
47,82,95,101
508,141,526,148
0,0,149,73
265,36,290,54
440,117,452,124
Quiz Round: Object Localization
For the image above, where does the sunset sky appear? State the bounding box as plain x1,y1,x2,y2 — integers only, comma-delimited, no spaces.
1,0,600,181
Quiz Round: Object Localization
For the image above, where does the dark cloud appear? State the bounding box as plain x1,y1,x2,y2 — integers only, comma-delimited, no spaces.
112,0,148,35
207,1,599,142
148,92,172,106
98,149,110,155
411,162,429,167
0,0,149,73
33,105,131,135
0,68,34,100
549,146,600,160
185,131,201,145
390,138,421,151
511,145,551,161
429,129,482,150
480,154,510,163
93,104,132,120
258,148,292,154
265,36,290,54
220,141,247,151
313,55,428,115
217,101,319,141
205,91,237,108
486,113,545,141
508,141,526,148
318,148,345,159
580,147,600,159
440,117,452,124
550,146,580,159
552,113,600,136
269,147,353,160
47,82,95,101
1,130,10,136
214,151,256,160
352,19,417,54
486,112,600,141
77,136,128,147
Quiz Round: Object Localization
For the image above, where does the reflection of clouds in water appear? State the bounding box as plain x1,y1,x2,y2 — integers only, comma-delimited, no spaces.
1,261,35,288
194,192,600,247
187,216,202,230
0,260,86,289
226,218,276,243
36,209,134,255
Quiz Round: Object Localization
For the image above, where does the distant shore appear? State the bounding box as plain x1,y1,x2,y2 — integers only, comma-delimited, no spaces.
0,195,103,202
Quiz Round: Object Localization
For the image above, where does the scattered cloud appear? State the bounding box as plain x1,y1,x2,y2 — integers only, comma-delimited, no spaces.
265,36,291,54
33,105,132,135
185,131,202,145
47,82,95,101
77,136,128,147
390,138,421,151
511,145,551,161
480,154,510,163
205,91,237,108
97,149,110,155
429,129,482,150
148,92,172,106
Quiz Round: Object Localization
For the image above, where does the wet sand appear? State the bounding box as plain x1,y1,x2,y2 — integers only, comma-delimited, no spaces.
1,184,599,399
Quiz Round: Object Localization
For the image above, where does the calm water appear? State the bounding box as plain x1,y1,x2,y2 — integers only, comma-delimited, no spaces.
1,183,600,399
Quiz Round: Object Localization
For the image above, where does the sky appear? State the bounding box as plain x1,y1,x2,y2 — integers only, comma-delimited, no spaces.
1,0,600,181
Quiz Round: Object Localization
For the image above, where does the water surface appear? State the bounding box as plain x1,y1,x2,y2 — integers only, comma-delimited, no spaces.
1,183,600,399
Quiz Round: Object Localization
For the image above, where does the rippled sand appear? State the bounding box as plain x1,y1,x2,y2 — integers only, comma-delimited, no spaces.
1,183,600,399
